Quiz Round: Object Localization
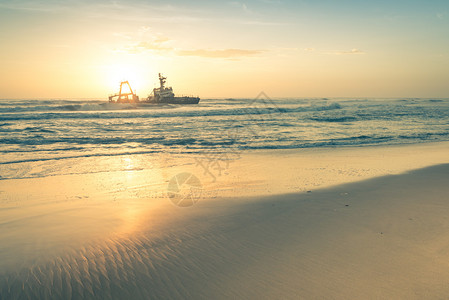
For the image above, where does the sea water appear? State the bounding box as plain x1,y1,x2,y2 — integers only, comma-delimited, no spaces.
0,97,448,180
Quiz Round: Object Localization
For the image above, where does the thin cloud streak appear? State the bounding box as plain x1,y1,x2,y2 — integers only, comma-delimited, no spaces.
327,49,366,55
177,49,263,58
0,0,69,12
118,31,263,59
300,48,366,55
228,1,253,14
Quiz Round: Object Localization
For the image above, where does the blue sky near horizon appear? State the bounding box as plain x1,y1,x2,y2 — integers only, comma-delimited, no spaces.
0,0,448,98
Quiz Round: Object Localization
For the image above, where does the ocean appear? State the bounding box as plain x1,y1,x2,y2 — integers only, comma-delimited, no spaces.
1,97,448,180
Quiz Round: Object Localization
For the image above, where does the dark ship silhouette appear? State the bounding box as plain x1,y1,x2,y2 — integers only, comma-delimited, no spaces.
108,73,200,105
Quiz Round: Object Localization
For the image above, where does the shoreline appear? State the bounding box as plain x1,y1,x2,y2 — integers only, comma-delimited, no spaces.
0,141,448,298
2,140,449,183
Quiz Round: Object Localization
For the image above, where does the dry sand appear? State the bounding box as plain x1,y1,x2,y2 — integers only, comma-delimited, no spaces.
0,142,449,299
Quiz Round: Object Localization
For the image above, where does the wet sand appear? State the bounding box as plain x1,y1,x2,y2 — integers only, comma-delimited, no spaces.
1,142,449,299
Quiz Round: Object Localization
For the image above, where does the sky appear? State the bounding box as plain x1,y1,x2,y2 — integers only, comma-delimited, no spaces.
0,0,448,99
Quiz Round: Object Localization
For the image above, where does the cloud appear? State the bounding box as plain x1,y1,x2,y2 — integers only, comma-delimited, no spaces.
116,27,175,54
112,32,133,40
259,0,282,4
129,41,172,53
299,47,366,55
229,1,252,14
436,12,447,19
237,19,287,26
123,45,263,58
177,48,263,58
154,37,171,44
325,48,366,55
0,0,67,12
117,27,263,58
122,40,262,59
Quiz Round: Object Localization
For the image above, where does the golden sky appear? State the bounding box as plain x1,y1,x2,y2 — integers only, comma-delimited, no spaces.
0,0,448,99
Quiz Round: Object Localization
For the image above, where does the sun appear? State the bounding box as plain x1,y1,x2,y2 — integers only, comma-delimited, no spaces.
98,53,163,98
105,63,148,95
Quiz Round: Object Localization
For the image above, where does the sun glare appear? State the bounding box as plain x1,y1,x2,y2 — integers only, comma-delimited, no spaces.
105,63,151,96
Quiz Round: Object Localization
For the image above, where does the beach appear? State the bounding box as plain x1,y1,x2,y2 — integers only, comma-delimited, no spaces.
2,0,449,297
1,141,449,299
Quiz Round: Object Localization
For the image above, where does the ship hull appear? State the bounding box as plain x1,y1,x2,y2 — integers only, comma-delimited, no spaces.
144,96,200,105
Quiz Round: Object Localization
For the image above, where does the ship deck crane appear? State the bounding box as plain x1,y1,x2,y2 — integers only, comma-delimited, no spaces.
108,81,139,103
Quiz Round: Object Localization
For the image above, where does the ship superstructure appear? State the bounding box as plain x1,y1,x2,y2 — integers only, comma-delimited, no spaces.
146,73,200,104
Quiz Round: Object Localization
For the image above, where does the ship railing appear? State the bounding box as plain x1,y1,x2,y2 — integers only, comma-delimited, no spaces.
178,94,199,98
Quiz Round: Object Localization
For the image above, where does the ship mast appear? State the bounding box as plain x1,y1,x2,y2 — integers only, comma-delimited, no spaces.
159,73,166,90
